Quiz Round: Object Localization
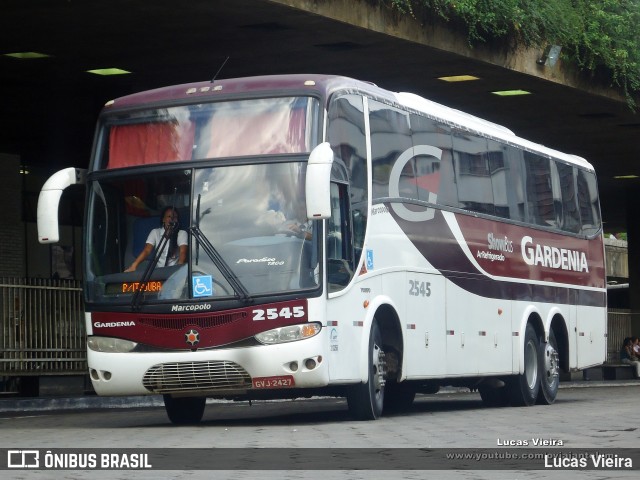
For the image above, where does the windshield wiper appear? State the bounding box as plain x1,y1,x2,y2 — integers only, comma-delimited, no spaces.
130,226,174,311
192,193,252,303
189,225,252,304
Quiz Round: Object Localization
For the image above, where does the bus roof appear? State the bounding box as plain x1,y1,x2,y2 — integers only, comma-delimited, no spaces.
394,91,594,172
102,74,594,172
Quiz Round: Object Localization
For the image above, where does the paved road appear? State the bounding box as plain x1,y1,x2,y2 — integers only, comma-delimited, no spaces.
0,383,638,479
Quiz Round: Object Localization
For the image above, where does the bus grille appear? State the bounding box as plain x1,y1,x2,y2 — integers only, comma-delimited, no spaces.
138,312,247,330
142,360,252,394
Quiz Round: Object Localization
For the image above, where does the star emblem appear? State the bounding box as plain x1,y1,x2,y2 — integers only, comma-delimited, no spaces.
185,329,200,346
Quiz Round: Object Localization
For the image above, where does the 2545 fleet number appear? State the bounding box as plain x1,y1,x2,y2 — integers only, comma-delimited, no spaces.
409,280,431,297
252,306,305,321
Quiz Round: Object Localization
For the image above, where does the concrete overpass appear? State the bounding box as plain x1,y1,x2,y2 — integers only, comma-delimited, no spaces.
1,0,639,320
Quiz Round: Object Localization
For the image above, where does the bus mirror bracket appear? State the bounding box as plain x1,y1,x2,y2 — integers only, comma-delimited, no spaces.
37,167,87,244
305,142,333,220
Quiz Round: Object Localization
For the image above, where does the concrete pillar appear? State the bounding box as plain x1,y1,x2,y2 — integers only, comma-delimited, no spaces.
0,153,26,277
627,187,640,336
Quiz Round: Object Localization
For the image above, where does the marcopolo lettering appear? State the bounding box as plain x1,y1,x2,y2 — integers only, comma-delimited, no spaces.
171,303,212,312
521,236,588,273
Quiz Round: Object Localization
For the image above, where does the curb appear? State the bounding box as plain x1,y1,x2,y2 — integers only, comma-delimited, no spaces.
1,380,638,413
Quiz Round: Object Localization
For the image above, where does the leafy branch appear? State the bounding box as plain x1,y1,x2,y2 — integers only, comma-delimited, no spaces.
379,0,640,106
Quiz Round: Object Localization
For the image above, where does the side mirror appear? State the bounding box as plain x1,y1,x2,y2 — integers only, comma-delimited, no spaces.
37,167,86,243
305,142,334,220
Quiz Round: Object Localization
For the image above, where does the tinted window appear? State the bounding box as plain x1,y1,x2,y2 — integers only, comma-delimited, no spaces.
452,130,494,215
369,100,413,200
409,114,458,208
495,143,526,222
576,168,601,236
556,162,581,233
524,153,557,227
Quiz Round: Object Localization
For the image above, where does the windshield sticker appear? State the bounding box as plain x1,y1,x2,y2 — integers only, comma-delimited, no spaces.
192,275,213,297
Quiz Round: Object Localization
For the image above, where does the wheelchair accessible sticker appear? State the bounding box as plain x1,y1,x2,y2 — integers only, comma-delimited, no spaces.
192,275,213,297
366,249,374,270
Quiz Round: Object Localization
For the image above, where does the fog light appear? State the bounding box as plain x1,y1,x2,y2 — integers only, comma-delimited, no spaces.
289,361,299,372
304,358,317,370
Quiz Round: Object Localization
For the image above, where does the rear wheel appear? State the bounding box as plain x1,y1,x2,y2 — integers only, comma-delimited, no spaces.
347,320,386,420
537,329,560,405
163,395,206,425
508,323,541,406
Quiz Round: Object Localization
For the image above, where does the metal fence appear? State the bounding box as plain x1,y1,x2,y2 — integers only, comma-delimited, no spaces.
1,277,86,376
606,308,634,363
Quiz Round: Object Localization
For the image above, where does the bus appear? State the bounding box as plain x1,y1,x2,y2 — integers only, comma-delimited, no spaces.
37,74,606,423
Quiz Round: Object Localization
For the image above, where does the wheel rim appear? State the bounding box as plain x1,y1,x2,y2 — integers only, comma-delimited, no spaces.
371,342,386,399
524,339,538,389
544,342,559,385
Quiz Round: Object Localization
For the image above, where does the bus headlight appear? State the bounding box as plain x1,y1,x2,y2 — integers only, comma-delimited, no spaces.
255,323,321,345
88,336,138,353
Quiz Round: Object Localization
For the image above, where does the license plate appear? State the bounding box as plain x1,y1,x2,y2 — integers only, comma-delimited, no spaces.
252,375,295,389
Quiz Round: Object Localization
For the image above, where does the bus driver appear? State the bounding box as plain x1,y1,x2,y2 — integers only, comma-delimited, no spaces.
125,207,188,272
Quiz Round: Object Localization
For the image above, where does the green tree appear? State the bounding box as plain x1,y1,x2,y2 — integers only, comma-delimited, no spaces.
380,0,640,106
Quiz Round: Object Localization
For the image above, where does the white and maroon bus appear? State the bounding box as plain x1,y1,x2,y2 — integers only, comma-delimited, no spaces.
37,75,606,423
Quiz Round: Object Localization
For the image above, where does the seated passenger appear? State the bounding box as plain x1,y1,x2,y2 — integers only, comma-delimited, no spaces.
125,207,187,272
632,336,640,358
620,337,640,378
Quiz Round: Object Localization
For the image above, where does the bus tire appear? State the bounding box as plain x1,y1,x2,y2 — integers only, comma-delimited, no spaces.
537,329,560,405
508,323,540,406
347,320,385,420
163,395,206,425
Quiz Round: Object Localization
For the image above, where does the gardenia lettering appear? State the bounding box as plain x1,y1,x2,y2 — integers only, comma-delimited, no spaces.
521,236,588,272
94,321,135,328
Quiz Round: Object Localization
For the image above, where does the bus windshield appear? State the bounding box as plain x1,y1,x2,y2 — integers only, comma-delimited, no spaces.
85,162,320,306
100,96,319,169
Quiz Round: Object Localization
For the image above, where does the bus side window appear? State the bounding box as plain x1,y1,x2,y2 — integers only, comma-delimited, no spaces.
452,130,495,216
556,161,581,233
524,153,556,227
576,169,601,236
368,100,413,201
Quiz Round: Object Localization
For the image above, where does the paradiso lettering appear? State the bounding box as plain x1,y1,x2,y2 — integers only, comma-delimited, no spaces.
521,236,588,272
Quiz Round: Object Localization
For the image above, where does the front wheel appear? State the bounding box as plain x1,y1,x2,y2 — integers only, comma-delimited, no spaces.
347,320,386,420
163,395,206,425
537,329,560,405
508,323,541,406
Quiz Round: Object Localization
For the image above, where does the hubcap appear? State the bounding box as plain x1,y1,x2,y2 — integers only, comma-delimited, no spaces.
544,343,559,382
524,340,538,389
372,343,386,395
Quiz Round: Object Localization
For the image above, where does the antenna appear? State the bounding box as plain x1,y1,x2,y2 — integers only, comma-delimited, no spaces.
211,56,230,84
